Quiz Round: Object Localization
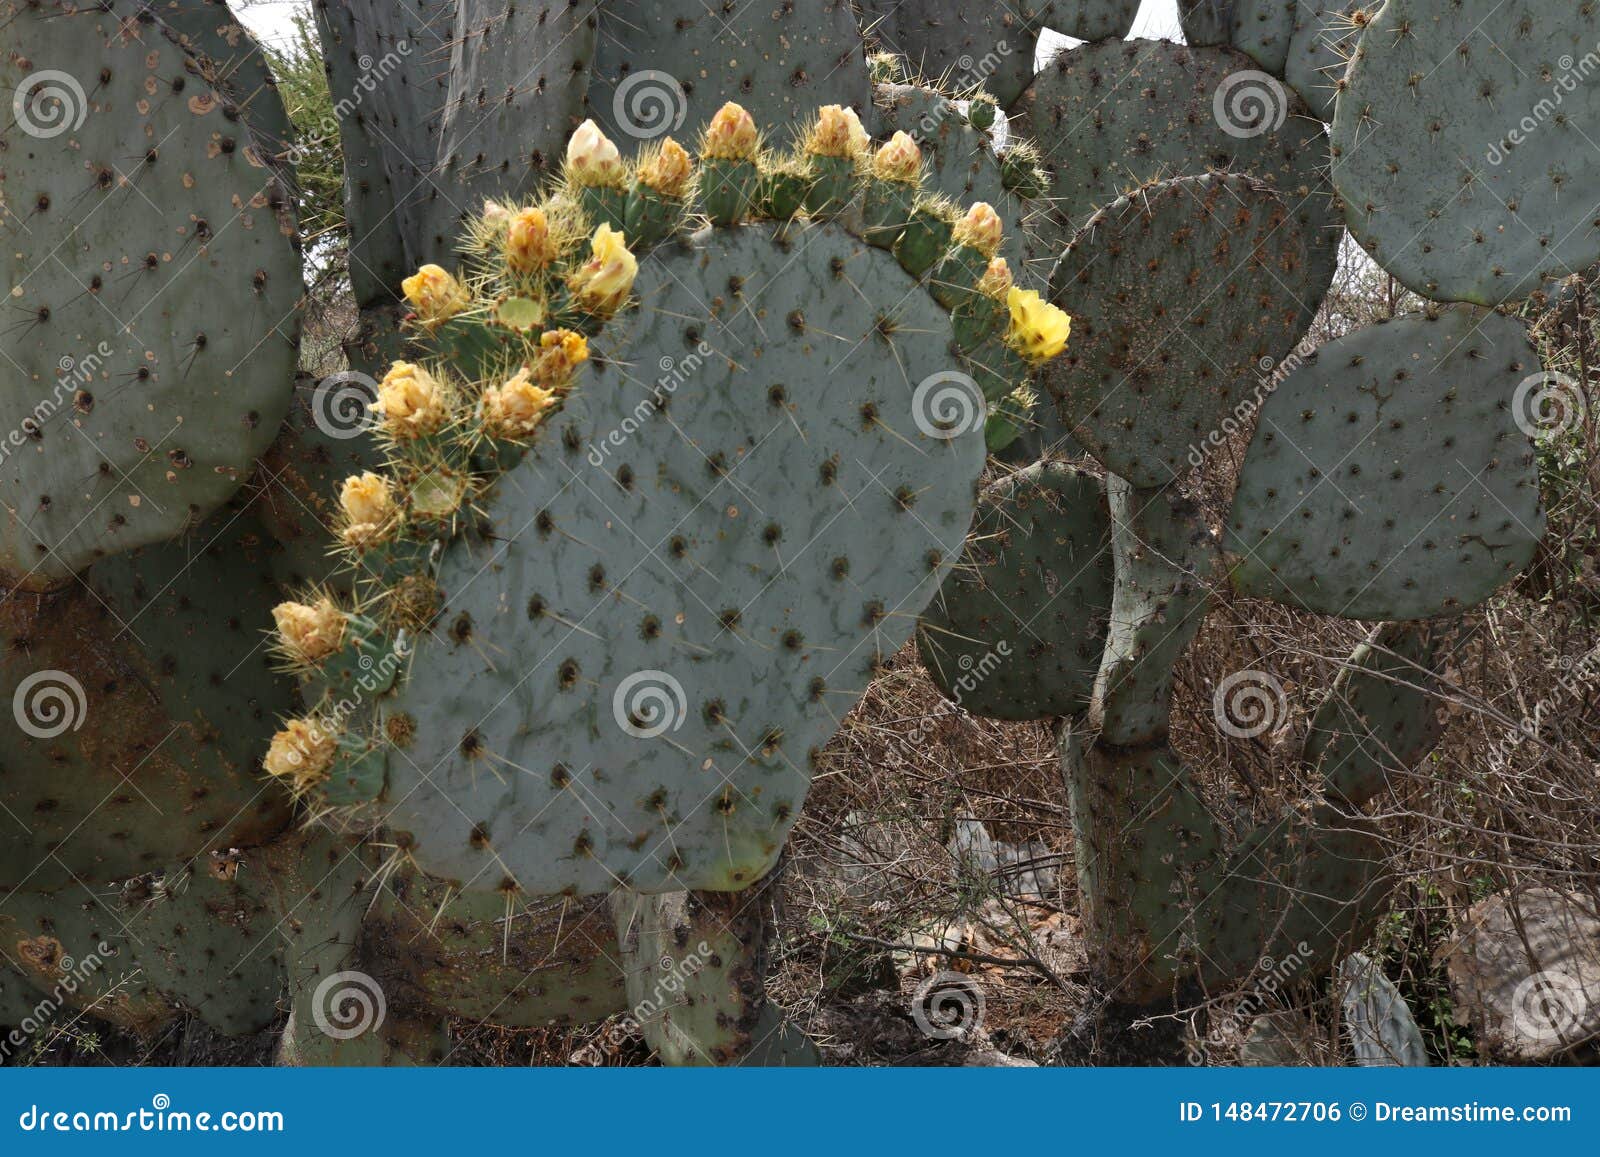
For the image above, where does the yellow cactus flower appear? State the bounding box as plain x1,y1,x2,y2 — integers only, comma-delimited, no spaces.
481,199,512,226
401,264,471,325
807,104,869,159
872,131,922,183
565,119,627,188
272,598,346,665
376,361,450,439
638,138,695,197
505,206,554,273
566,224,638,316
339,472,397,547
1005,287,1073,364
535,328,590,385
977,257,1013,300
952,202,1004,257
263,718,337,789
483,365,559,439
702,101,759,160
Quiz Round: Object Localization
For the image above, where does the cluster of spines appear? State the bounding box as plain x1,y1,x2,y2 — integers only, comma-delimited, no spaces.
258,103,1073,810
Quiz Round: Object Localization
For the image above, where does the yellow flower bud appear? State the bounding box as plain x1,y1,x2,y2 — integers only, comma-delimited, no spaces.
952,202,1004,257
566,224,638,316
535,328,590,385
977,257,1013,300
263,718,337,789
272,598,346,665
376,361,450,438
638,138,695,197
505,206,554,273
702,102,759,160
807,104,869,159
565,119,627,188
401,264,472,325
339,472,397,547
872,131,922,183
1005,287,1073,364
483,365,559,440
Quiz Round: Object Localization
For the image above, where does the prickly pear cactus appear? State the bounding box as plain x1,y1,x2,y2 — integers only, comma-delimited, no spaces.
0,0,302,584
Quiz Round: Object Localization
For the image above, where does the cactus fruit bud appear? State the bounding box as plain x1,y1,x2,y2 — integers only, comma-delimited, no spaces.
481,199,512,226
272,598,347,665
1005,287,1073,364
505,207,554,273
263,719,337,790
534,328,590,384
565,119,627,188
638,138,695,197
401,264,472,325
376,362,451,439
567,224,639,316
977,257,1013,300
483,365,560,440
702,102,759,160
872,131,922,183
806,104,869,159
952,202,1004,257
339,472,398,547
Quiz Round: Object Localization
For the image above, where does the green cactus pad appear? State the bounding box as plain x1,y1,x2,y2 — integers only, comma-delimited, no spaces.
364,874,626,1028
377,221,983,896
1224,308,1546,620
1284,2,1363,121
1306,623,1443,808
917,461,1113,722
0,509,294,891
592,0,869,140
1010,38,1338,329
1055,0,1142,42
1044,173,1315,488
1227,0,1298,74
0,1,301,585
855,2,1055,107
1177,0,1235,45
1331,1,1600,304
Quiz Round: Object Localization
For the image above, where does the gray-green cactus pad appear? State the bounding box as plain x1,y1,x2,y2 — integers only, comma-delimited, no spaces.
1307,623,1443,808
1177,0,1235,46
854,2,1054,108
1010,38,1339,329
1045,173,1315,488
1224,308,1545,620
1284,2,1363,121
1331,1,1600,305
0,1,301,585
917,461,1113,721
1056,0,1142,43
380,222,983,896
0,509,294,891
592,0,869,141
1227,0,1298,74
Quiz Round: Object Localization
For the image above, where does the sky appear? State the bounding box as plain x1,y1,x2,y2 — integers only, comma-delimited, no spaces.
235,0,1189,53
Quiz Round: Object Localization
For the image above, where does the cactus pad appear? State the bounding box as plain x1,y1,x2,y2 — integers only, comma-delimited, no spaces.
918,461,1113,721
1224,308,1546,620
1045,174,1315,488
0,1,301,584
1331,1,1600,304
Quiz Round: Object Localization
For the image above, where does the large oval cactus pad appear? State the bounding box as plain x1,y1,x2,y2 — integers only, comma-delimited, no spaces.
380,222,984,895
